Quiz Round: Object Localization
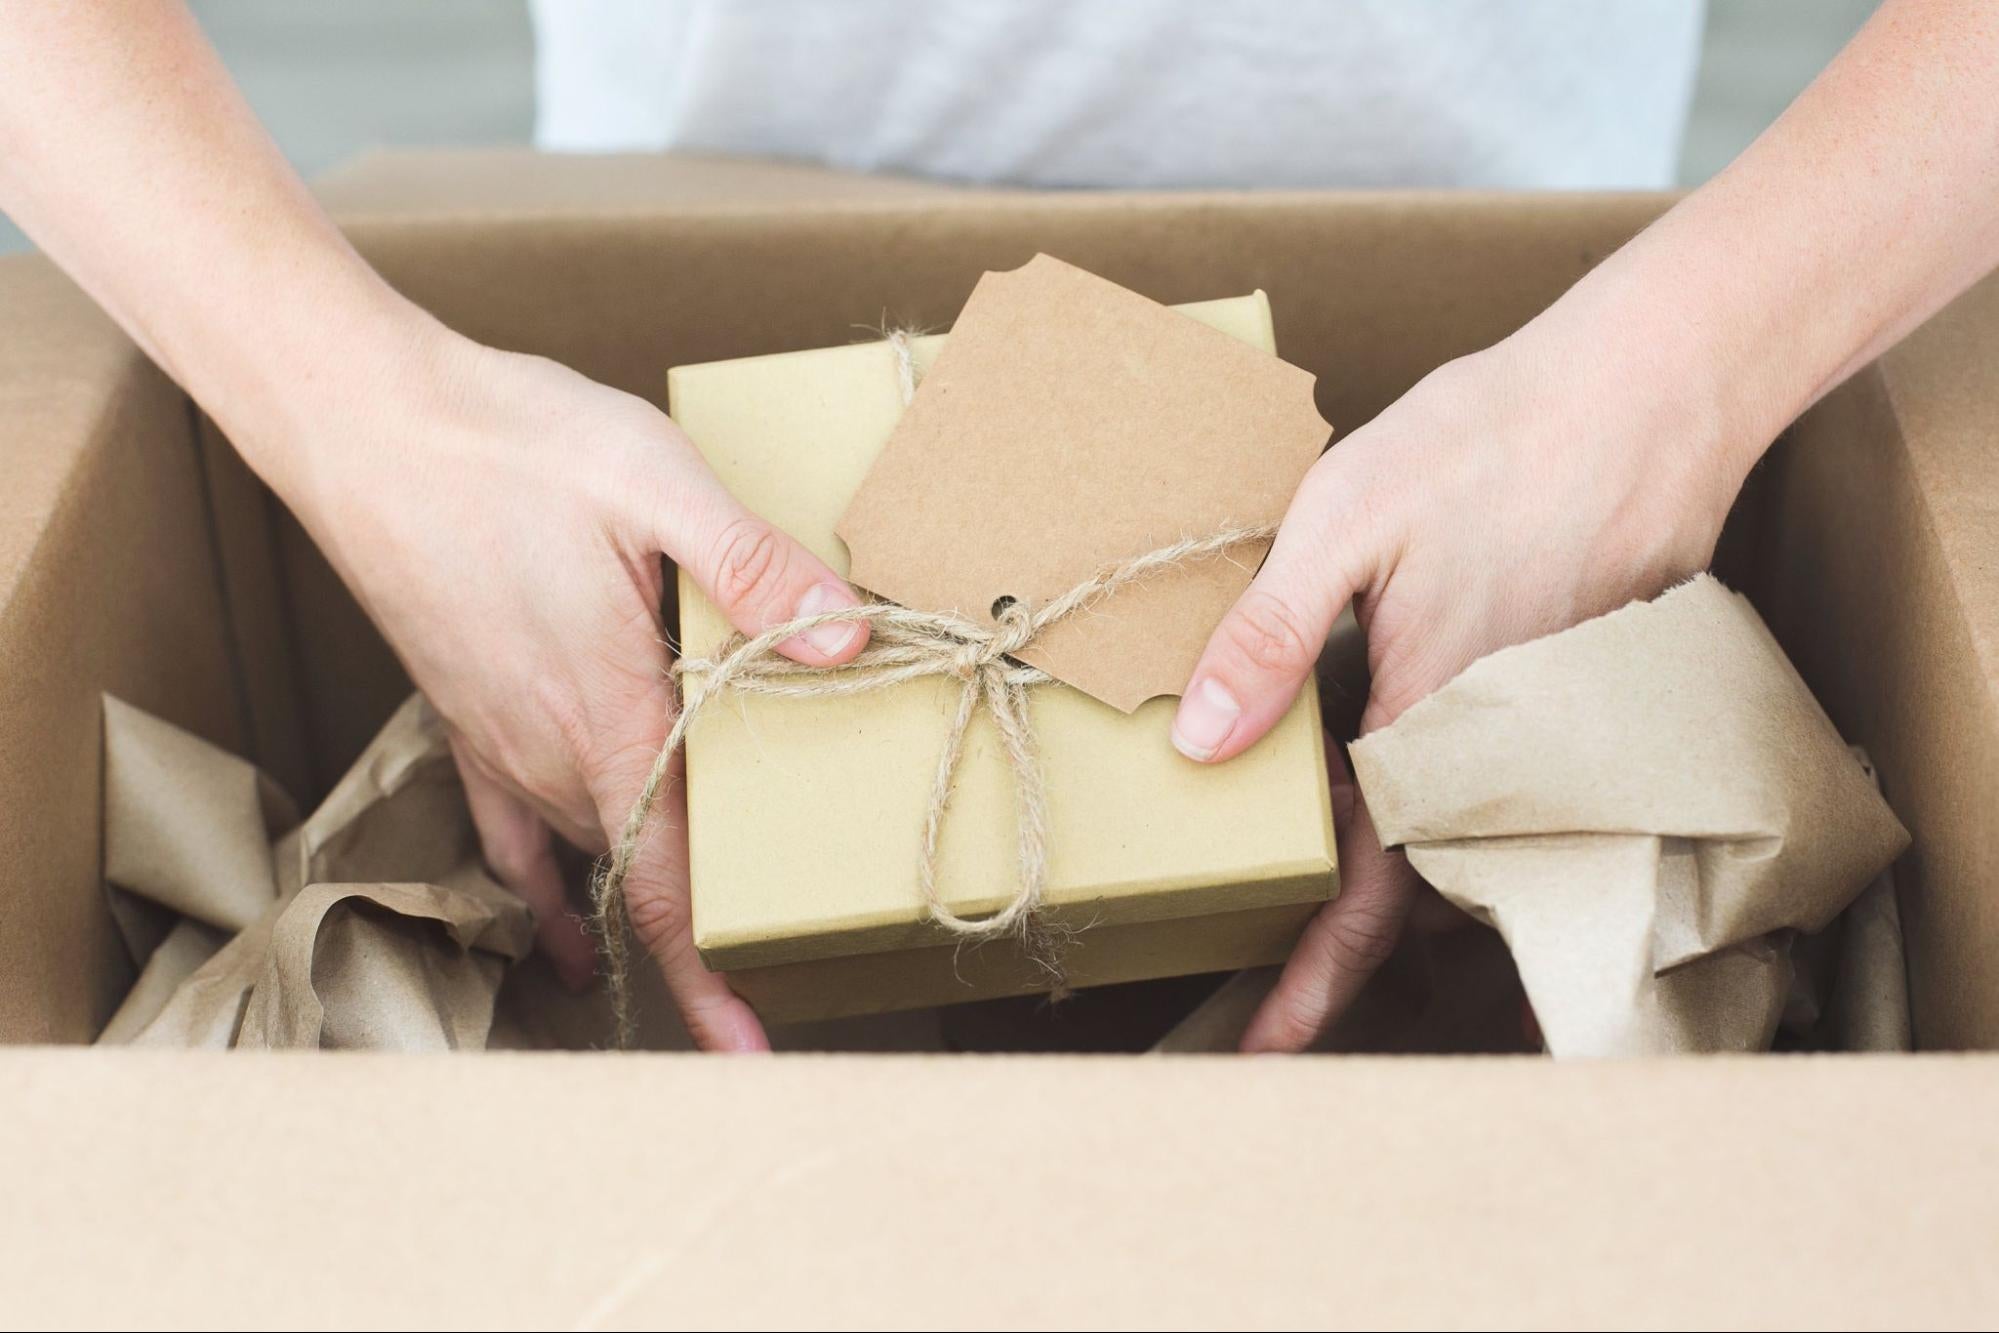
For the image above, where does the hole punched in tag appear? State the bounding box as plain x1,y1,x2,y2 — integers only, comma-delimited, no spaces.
991,595,1020,620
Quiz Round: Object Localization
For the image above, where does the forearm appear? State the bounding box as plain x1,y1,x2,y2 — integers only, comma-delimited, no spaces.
1522,0,1999,484
0,1,430,493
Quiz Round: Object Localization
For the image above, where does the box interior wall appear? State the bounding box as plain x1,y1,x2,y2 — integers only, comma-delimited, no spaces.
4,186,1996,1050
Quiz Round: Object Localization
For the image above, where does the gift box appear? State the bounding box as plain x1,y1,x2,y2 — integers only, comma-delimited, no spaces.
669,275,1337,1021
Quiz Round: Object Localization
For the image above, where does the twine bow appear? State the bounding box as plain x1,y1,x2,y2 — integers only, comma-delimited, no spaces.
589,329,1274,1046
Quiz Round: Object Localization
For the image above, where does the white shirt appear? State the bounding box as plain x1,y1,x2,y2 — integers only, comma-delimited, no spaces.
532,0,1703,191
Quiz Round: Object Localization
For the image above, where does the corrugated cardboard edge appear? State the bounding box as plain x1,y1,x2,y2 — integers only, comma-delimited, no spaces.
2,1049,1997,1327
312,147,976,215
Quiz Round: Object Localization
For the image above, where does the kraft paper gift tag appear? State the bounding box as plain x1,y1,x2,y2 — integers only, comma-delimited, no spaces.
1347,576,1910,1057
838,253,1331,711
97,695,536,1050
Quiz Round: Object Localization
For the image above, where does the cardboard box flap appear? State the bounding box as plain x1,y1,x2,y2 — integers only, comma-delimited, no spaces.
3,1049,1997,1327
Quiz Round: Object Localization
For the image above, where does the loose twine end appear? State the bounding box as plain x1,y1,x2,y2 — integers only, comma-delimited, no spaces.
587,329,1277,1048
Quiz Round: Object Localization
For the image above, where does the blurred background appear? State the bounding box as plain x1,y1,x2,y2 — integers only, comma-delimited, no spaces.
0,0,1879,255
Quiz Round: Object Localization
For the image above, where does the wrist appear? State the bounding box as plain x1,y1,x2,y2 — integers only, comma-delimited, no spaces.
1429,300,1746,589
207,268,457,508
1502,258,1784,536
1524,193,1892,496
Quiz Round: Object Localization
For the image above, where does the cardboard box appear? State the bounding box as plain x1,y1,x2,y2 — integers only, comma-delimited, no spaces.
670,289,1335,1021
3,152,1998,1325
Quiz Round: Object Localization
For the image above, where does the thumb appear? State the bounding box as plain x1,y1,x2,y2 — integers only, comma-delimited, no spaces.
1172,468,1370,764
658,456,870,667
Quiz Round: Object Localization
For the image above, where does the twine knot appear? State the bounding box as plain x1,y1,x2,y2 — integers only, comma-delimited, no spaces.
989,600,1035,657
950,641,985,680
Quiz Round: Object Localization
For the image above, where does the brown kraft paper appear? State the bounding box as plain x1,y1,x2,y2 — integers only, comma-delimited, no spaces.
92,694,913,1052
1343,575,1909,1057
96,694,536,1050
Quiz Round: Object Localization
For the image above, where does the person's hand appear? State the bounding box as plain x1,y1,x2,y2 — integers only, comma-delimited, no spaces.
264,314,869,1050
1171,324,1754,1052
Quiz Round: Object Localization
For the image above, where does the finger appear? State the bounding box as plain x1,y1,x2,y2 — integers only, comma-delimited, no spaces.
656,445,870,668
1173,464,1370,764
593,742,769,1053
450,738,598,991
1240,739,1418,1053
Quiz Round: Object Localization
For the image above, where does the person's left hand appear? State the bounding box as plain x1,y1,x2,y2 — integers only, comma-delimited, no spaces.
1170,324,1754,1052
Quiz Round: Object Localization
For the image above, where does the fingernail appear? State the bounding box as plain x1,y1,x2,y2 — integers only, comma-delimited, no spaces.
1172,677,1241,761
711,1005,773,1054
792,582,860,658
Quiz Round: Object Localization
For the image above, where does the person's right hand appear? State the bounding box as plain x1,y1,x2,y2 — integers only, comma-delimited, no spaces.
263,313,869,1050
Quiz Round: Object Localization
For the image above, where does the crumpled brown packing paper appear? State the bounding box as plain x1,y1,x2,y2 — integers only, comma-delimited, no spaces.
92,694,925,1053
1341,575,1909,1057
1775,751,1913,1051
1829,868,1911,1051
97,695,539,1050
1152,582,1913,1058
